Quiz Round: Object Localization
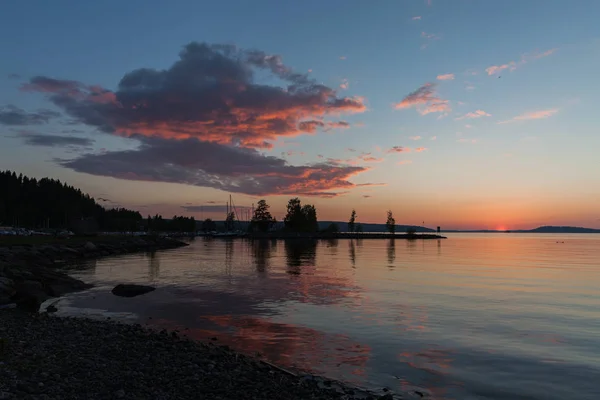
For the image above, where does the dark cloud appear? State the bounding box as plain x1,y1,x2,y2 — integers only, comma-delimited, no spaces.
22,42,365,149
59,136,368,197
0,105,60,126
20,41,371,196
19,132,94,148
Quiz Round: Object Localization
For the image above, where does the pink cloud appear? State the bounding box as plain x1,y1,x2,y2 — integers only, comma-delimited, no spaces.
456,110,491,120
394,83,451,116
360,155,384,163
465,124,472,129
437,73,455,81
387,146,411,153
499,108,559,124
412,16,422,20
486,48,557,76
458,138,478,143
531,48,558,60
397,160,413,165
414,147,428,152
486,62,517,76
430,136,437,141
340,79,349,90
409,136,422,141
339,56,347,60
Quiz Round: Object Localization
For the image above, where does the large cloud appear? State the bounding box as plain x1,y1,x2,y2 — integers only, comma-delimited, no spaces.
59,136,368,197
22,42,365,149
0,105,60,126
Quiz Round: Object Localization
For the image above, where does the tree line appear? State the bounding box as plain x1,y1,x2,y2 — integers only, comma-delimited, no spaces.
229,197,415,235
0,170,195,233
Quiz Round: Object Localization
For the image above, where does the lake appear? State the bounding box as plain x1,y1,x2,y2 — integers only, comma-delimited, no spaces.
55,234,600,399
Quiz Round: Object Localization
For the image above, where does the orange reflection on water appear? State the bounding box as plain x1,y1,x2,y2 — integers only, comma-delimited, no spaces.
149,313,371,382
397,347,461,399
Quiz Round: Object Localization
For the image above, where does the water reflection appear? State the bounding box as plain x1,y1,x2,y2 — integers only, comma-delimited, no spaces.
60,235,600,400
147,251,159,281
387,239,396,266
349,240,356,267
251,239,272,273
225,239,234,276
284,240,317,275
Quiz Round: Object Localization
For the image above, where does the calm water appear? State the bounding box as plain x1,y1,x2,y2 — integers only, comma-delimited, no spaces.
55,234,600,399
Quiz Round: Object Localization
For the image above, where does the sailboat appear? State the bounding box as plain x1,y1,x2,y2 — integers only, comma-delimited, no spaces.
211,195,246,238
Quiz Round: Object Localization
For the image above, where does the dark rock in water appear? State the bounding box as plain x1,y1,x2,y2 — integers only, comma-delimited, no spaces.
11,291,42,312
46,304,58,313
111,284,156,298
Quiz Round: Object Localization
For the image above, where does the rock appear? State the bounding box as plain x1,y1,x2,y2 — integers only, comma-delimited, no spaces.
84,242,97,251
46,304,58,313
111,284,156,298
0,277,15,296
11,291,42,312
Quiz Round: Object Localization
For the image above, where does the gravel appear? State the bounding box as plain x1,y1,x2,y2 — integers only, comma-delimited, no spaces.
0,310,404,400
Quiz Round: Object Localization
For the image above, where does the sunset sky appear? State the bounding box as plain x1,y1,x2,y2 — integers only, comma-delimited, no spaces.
1,0,599,230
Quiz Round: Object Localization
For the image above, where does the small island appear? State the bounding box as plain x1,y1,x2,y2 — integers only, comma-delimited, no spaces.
212,198,447,240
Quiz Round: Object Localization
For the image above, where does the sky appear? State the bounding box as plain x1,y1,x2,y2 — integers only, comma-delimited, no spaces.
1,0,599,230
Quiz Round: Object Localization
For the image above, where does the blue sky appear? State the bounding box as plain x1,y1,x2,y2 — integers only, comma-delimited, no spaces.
1,0,599,229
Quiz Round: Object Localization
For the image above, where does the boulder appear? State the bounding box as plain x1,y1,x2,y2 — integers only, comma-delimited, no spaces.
111,284,156,298
84,242,97,251
0,277,15,296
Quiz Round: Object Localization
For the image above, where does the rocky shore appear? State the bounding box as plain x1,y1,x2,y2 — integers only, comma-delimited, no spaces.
0,311,404,400
0,236,188,310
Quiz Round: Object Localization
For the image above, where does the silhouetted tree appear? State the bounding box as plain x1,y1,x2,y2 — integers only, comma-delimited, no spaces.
386,210,396,234
225,211,236,231
251,199,276,232
301,204,318,232
202,218,217,232
348,209,357,233
283,198,319,233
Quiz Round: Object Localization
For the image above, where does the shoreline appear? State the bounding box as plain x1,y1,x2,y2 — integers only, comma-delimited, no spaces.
0,310,407,400
1,236,415,399
0,236,188,311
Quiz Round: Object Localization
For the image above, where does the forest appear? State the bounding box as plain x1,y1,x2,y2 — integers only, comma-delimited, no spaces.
0,170,194,233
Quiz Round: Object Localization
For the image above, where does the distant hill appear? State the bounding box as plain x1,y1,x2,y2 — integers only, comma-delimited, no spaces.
516,226,600,233
443,226,600,233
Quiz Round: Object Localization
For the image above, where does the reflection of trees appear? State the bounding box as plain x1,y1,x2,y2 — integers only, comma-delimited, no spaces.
387,238,396,266
406,238,417,253
251,239,272,274
147,251,159,281
225,239,234,276
348,240,356,267
437,239,442,256
284,240,317,275
321,238,339,257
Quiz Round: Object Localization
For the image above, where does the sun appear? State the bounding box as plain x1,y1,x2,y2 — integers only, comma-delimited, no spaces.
496,225,507,231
